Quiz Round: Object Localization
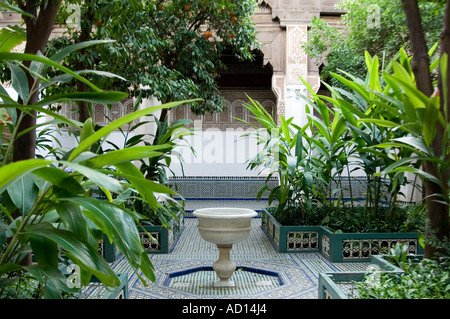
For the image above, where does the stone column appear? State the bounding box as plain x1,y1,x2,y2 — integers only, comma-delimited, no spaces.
285,25,309,128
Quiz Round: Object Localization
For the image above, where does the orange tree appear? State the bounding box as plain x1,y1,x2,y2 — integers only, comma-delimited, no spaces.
47,0,259,123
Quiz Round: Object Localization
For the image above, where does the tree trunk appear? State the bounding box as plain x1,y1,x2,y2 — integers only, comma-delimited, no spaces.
75,2,95,123
401,0,450,259
426,0,450,259
13,0,62,163
400,0,433,97
12,0,62,266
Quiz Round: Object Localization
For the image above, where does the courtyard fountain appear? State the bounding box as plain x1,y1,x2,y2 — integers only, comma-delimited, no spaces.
193,207,258,287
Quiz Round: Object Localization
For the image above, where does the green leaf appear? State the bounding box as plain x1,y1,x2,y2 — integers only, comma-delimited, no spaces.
393,136,430,155
54,202,88,242
58,161,122,193
8,62,29,102
358,118,399,128
68,99,200,162
62,197,146,269
80,118,94,143
0,27,26,53
423,97,440,146
49,40,116,65
24,223,119,287
114,162,176,205
35,92,128,108
33,167,85,194
6,174,39,216
23,264,79,298
0,52,103,93
330,72,370,102
29,234,58,267
85,146,166,168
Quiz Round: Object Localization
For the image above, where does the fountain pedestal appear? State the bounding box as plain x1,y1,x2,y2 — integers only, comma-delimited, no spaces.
213,244,236,287
193,207,257,288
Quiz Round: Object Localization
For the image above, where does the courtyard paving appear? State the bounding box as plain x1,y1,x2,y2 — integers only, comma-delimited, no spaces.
99,200,370,299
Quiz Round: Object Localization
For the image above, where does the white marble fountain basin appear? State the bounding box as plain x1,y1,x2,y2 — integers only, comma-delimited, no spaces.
193,207,258,245
193,207,258,288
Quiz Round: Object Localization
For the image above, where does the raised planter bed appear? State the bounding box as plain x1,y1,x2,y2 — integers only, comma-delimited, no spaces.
260,209,423,262
318,254,423,299
100,211,185,262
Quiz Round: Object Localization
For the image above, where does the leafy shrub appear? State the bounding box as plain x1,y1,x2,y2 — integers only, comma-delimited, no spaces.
266,204,424,234
356,258,450,299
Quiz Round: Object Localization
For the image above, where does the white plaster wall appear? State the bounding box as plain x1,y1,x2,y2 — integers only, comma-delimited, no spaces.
169,125,270,177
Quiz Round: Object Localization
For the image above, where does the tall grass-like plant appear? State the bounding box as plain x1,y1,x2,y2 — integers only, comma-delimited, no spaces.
0,43,197,298
299,48,434,223
237,97,314,220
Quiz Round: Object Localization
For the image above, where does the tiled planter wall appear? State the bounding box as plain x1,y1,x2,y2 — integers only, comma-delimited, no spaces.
100,212,184,262
260,209,423,262
168,176,279,200
318,255,422,299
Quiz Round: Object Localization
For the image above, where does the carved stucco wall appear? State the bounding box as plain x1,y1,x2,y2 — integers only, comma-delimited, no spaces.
255,0,343,124
170,90,277,131
1,1,344,129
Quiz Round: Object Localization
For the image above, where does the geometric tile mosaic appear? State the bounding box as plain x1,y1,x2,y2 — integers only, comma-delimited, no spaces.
168,176,279,200
107,214,370,299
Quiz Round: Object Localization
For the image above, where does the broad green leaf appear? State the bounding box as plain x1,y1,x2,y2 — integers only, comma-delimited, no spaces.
33,167,85,194
58,161,122,193
80,118,94,143
24,223,119,287
294,131,303,160
0,27,26,53
23,264,79,298
0,52,103,93
6,174,38,216
8,62,29,102
68,99,200,161
50,40,115,65
386,70,429,109
35,92,128,108
114,162,176,206
358,118,399,128
330,72,370,102
54,202,88,242
85,145,166,168
0,103,83,129
29,234,58,267
280,116,291,143
423,97,440,146
393,136,430,155
63,197,144,266
385,166,441,185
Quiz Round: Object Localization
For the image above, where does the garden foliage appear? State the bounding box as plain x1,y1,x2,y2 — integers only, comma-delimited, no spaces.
243,47,447,236
0,38,195,298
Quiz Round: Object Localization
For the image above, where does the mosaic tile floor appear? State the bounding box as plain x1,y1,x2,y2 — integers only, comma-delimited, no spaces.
107,200,371,299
